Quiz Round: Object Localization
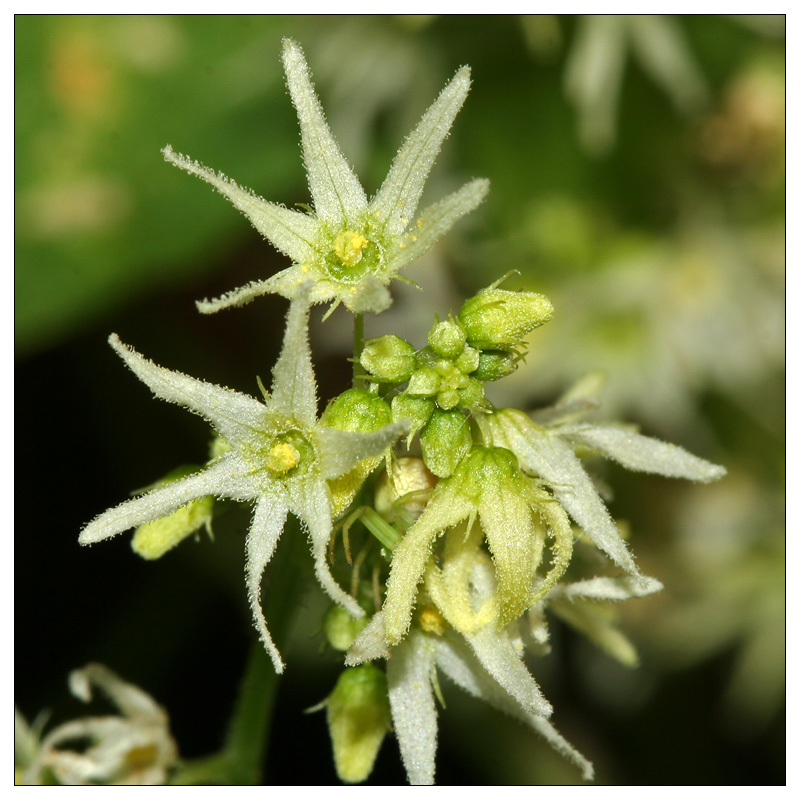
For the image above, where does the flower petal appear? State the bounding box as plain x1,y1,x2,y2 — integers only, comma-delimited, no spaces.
433,633,593,780
288,476,362,618
246,491,290,673
79,456,251,546
162,145,319,264
558,424,726,482
345,612,389,666
556,574,663,602
68,664,163,719
316,423,407,480
387,179,490,276
282,39,367,225
386,632,438,786
373,67,472,237
108,334,267,450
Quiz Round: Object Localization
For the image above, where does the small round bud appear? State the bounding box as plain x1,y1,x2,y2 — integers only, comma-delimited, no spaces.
321,389,392,432
454,344,480,374
427,319,467,359
458,376,485,409
420,408,472,478
359,335,416,383
459,288,554,349
407,366,440,397
473,350,518,381
391,394,435,441
324,605,368,651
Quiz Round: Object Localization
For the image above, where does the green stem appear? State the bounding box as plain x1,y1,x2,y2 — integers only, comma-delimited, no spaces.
171,521,304,785
353,313,365,389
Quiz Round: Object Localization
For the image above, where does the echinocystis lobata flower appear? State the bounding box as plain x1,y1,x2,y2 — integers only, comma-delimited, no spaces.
79,285,406,672
163,38,488,316
16,664,178,786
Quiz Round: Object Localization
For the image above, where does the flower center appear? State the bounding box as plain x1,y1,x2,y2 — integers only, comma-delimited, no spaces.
334,231,369,267
266,441,301,474
262,430,315,479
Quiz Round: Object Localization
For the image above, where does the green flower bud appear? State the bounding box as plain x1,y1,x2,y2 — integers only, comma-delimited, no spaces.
427,318,466,359
473,350,519,381
420,408,472,478
325,665,391,784
131,466,214,560
454,344,480,374
324,605,368,652
459,288,554,349
407,366,440,397
321,388,392,432
458,376,485,408
391,394,435,442
359,335,416,383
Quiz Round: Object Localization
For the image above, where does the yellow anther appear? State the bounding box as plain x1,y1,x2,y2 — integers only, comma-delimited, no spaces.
266,441,300,474
416,218,424,229
334,231,369,266
419,607,446,636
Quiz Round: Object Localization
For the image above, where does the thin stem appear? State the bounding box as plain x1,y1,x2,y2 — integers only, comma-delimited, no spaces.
353,313,365,389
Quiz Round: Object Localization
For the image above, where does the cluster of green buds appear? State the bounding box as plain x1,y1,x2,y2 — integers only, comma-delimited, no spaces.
358,282,554,478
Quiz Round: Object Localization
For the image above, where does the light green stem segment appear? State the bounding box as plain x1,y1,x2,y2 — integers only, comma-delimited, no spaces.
353,313,365,389
170,520,304,785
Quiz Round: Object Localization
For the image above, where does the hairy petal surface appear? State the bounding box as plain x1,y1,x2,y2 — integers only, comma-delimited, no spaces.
282,39,367,225
246,492,290,673
316,423,407,480
386,632,438,786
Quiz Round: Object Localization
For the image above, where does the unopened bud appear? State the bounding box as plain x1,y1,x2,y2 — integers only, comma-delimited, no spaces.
420,408,472,478
427,318,466,359
360,335,416,383
459,288,554,349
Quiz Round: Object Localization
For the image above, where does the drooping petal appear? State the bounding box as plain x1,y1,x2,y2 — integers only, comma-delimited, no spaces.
288,476,362,618
162,145,320,264
316,423,407,480
268,284,318,427
383,488,473,645
433,632,593,780
556,574,663,602
345,612,389,666
246,491,291,673
372,67,471,237
466,626,552,717
386,632,438,786
489,410,641,579
282,39,367,225
108,335,267,450
387,179,490,275
558,424,726,482
69,664,163,719
80,456,253,546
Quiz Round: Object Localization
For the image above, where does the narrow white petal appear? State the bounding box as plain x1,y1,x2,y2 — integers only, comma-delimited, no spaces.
316,423,407,480
195,268,337,314
80,457,249,545
288,477,362,618
246,493,290,673
282,39,367,225
434,634,593,780
559,424,726,483
467,626,552,717
108,334,267,449
373,67,472,237
269,284,318,427
162,145,319,264
68,664,162,719
387,179,490,276
386,633,438,786
345,612,389,666
492,411,641,578
557,575,663,602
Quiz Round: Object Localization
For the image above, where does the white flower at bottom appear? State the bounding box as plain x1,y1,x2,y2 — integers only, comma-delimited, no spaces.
79,285,405,672
17,664,177,786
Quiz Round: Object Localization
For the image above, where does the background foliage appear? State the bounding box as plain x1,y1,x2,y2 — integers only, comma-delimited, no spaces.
16,15,784,784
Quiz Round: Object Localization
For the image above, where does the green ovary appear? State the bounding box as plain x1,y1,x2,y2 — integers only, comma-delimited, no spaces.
324,226,386,284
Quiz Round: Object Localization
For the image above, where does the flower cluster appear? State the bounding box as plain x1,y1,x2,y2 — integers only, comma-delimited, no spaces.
76,39,726,786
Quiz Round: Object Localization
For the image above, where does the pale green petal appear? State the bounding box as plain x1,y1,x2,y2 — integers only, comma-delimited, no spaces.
383,489,473,644
108,334,267,450
68,664,162,719
467,626,552,717
79,457,253,546
269,285,318,427
195,268,337,314
373,67,471,237
433,633,593,780
340,274,392,315
162,145,319,264
387,179,490,275
345,612,389,666
288,477,362,618
282,39,367,225
246,492,290,673
490,410,641,578
316,423,407,480
558,424,726,482
386,632,438,786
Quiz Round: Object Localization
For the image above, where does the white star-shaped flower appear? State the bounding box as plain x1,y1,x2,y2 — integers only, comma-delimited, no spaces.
163,38,488,316
80,285,405,672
